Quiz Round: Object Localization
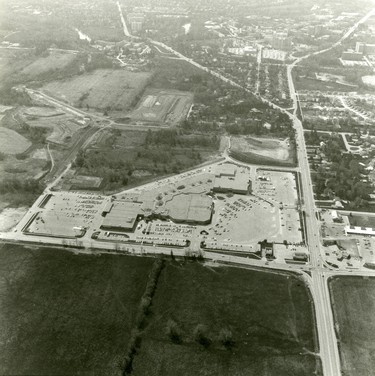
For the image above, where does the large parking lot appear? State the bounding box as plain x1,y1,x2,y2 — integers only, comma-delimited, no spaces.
25,193,107,238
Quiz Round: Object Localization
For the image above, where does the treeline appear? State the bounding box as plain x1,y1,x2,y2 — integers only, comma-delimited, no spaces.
121,259,165,375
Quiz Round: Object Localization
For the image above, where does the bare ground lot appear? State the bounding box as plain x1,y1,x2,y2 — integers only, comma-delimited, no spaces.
42,69,152,111
132,262,321,376
329,276,375,376
230,136,296,167
0,244,154,376
231,136,290,161
0,127,31,154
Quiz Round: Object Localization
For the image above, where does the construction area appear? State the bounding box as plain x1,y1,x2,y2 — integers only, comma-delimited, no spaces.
129,89,193,125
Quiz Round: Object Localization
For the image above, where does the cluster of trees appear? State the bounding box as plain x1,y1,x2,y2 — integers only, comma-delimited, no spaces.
166,320,234,350
309,133,372,204
0,178,42,195
73,127,220,190
225,112,294,138
0,86,33,106
122,259,165,376
314,154,371,203
304,117,362,132
144,129,219,149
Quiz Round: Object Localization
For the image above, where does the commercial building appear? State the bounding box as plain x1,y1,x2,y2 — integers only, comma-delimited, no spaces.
101,200,144,232
160,194,213,224
345,225,375,236
213,164,251,195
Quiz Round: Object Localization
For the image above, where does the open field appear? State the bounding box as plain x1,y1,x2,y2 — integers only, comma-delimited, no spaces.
329,276,375,376
0,127,31,155
132,262,320,376
0,207,27,231
0,243,154,376
231,136,291,162
130,89,193,125
0,156,46,180
20,52,77,77
295,77,358,92
42,69,152,111
0,48,33,82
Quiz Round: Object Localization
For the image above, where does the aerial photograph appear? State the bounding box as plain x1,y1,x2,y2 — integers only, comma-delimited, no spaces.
0,0,375,375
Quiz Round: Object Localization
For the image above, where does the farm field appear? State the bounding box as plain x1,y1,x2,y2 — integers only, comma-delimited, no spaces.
0,127,31,154
20,51,77,77
132,262,321,376
230,136,296,167
130,89,193,125
42,69,152,111
0,244,154,376
329,276,375,376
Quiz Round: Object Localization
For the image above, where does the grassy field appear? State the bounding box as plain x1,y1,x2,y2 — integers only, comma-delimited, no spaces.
0,244,154,376
132,262,321,376
295,77,358,92
20,52,77,77
329,276,375,376
0,49,34,84
42,69,152,111
0,127,31,154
